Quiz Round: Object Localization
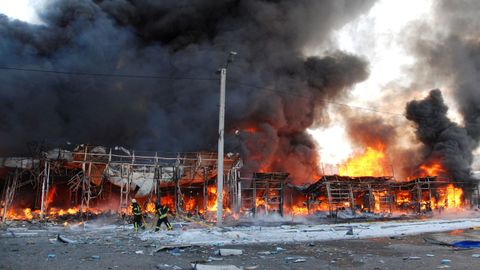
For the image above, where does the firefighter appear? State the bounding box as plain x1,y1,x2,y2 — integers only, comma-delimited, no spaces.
155,202,173,231
131,198,145,232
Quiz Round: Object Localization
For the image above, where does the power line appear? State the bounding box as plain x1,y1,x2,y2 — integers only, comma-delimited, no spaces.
0,65,408,118
0,66,217,81
228,80,406,118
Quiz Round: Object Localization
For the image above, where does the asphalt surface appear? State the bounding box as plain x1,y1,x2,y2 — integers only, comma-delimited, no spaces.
1,223,480,270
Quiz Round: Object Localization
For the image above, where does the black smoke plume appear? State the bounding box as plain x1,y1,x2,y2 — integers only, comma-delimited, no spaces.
406,0,480,183
406,89,476,184
0,0,373,182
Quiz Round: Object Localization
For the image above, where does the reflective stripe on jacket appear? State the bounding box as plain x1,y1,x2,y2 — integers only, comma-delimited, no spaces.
157,206,169,219
132,204,142,216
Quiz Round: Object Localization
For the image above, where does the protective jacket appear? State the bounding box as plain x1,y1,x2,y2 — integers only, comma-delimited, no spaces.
156,204,169,219
155,203,172,231
132,203,142,216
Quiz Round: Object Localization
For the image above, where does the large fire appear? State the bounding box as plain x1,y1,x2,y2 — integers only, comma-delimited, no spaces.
419,161,446,177
436,184,463,209
0,145,469,222
4,206,101,221
338,144,390,177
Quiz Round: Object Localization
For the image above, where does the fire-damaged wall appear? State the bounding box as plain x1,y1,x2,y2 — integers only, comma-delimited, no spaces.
0,0,375,183
2,1,480,223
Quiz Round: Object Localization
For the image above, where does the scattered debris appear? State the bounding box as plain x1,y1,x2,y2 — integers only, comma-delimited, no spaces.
47,254,56,260
91,255,100,260
284,256,307,263
257,251,272,255
403,256,422,260
191,264,241,270
424,238,452,246
153,244,192,252
135,250,144,254
275,247,285,251
156,264,172,270
168,248,182,256
207,256,224,262
57,234,77,244
426,254,435,257
218,249,243,256
440,259,451,265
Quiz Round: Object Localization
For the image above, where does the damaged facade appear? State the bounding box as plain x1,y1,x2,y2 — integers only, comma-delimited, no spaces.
1,145,479,223
0,145,243,222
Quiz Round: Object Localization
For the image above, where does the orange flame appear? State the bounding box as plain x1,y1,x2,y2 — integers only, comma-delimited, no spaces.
436,184,463,209
207,186,218,211
338,145,389,177
419,161,445,177
24,208,33,220
47,186,56,205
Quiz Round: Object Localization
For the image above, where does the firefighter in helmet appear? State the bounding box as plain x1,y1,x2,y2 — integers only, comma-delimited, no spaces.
131,198,145,232
155,201,173,231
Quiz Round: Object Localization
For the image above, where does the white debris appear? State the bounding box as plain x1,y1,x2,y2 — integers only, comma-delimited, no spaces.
57,234,77,244
219,249,243,256
440,259,451,265
403,256,422,260
139,217,480,246
207,256,224,262
191,264,241,270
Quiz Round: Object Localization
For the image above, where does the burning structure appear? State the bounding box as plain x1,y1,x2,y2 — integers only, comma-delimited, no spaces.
1,143,478,223
1,1,480,225
0,145,243,221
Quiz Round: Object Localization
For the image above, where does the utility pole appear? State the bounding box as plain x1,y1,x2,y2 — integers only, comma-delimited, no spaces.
217,51,236,226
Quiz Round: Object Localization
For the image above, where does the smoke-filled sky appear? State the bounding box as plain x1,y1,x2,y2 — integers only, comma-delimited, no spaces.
309,0,480,182
1,0,480,183
0,0,376,183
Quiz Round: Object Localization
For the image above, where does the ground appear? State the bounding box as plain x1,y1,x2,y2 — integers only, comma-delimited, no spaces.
1,215,480,270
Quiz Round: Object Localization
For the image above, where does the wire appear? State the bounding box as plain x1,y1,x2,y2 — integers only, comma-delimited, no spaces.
230,81,460,124
0,66,217,81
228,80,406,118
0,65,408,118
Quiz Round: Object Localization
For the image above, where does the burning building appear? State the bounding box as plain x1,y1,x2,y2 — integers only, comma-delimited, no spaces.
1,141,478,223
1,1,480,225
0,145,242,221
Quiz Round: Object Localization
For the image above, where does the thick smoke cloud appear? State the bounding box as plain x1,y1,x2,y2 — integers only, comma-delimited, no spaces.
395,0,480,183
411,3,480,142
0,0,374,182
406,89,476,183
